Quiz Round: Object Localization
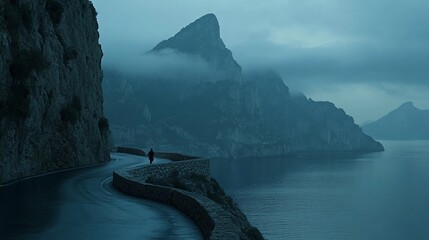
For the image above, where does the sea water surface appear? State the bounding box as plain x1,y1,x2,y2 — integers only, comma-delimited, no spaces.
211,141,429,240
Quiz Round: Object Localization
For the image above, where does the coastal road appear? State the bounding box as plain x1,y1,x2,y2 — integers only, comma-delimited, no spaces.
0,153,202,240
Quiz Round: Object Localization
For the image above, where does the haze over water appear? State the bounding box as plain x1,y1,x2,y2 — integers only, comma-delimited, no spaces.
211,141,429,240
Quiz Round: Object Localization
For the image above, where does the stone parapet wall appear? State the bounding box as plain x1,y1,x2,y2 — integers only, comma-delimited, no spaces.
115,147,146,156
115,147,200,161
112,147,243,239
126,158,210,181
113,172,215,239
113,170,241,240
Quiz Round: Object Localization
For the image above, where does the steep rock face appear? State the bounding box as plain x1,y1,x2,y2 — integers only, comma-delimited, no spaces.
104,14,383,157
105,72,382,157
287,98,384,151
105,76,285,157
152,13,242,81
362,102,429,140
0,0,110,184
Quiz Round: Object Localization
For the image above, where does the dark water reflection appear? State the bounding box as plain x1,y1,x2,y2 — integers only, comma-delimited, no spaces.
211,141,429,240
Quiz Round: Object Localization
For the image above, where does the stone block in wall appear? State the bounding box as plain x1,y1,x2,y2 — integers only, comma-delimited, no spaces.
116,147,146,156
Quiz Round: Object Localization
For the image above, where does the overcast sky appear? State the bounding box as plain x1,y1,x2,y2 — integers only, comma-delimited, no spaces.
92,0,429,123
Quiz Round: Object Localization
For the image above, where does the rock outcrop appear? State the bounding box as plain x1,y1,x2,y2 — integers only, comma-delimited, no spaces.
103,14,383,158
362,102,429,140
0,0,110,184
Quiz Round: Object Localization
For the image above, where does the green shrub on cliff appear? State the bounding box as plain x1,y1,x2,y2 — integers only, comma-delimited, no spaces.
61,96,82,125
5,3,23,32
9,84,30,118
19,5,32,29
5,1,33,31
98,117,109,131
1,83,31,119
46,0,64,25
64,47,79,62
9,50,49,81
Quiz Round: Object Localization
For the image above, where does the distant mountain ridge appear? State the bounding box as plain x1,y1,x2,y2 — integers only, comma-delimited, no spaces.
103,14,383,157
362,102,429,140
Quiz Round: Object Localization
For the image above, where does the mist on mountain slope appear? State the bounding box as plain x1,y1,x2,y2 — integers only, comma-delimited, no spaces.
92,0,429,123
102,14,383,157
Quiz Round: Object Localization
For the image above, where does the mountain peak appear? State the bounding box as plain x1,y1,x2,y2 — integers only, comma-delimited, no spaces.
396,101,417,111
400,101,414,107
362,101,429,140
152,13,224,53
151,14,242,79
195,13,219,28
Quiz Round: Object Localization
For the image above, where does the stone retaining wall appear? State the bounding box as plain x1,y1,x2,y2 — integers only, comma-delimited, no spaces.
113,172,216,239
154,152,199,161
112,148,243,240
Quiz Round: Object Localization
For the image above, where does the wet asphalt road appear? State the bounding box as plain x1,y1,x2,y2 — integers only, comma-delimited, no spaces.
0,153,202,240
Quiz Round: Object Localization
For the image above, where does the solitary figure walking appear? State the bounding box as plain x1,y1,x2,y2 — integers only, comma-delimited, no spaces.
148,148,155,164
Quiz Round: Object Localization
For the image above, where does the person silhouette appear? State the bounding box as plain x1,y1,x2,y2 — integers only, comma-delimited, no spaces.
148,148,154,164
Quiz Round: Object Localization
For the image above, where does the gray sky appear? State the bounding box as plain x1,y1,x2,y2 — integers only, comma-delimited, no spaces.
92,0,429,123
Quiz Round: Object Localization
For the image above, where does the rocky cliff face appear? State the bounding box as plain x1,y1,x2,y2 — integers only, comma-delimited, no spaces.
151,13,242,81
104,14,383,157
362,102,429,140
0,0,110,184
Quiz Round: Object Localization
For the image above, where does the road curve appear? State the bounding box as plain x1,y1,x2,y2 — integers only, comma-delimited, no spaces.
0,153,203,240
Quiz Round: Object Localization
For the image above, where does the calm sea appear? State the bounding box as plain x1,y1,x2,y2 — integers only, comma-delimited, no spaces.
211,141,429,240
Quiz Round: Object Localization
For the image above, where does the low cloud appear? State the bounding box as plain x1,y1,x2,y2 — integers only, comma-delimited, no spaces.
266,26,358,49
306,82,429,123
103,47,214,81
93,0,429,121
